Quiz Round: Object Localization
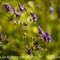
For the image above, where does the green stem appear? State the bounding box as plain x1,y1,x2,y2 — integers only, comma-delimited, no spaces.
0,12,10,18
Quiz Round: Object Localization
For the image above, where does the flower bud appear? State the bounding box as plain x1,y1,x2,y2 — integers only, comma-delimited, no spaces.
50,7,54,15
14,8,20,18
30,11,37,22
26,45,32,56
18,3,26,12
45,33,52,42
4,3,12,12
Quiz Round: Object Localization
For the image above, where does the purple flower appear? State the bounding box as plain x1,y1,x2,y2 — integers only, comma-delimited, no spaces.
38,25,45,35
14,8,20,18
36,45,40,51
18,3,26,12
42,34,46,41
42,32,52,42
26,45,32,56
38,25,46,41
38,25,52,42
4,3,12,12
45,33,52,42
30,11,37,22
50,7,54,15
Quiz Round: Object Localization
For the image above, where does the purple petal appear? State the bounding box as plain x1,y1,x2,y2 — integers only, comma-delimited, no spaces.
30,11,37,22
4,3,12,12
45,32,52,41
36,45,40,51
26,45,32,56
4,3,10,8
45,32,49,37
42,34,46,41
7,7,12,12
50,7,54,15
18,3,25,12
14,8,20,18
38,25,45,35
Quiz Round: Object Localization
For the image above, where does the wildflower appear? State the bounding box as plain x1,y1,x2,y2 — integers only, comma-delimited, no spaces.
45,32,52,42
50,7,54,15
30,11,37,22
26,45,32,56
18,3,26,12
38,26,52,42
4,3,12,12
38,25,46,40
14,8,20,18
0,34,2,41
42,34,46,41
38,25,45,35
42,32,52,42
5,39,9,44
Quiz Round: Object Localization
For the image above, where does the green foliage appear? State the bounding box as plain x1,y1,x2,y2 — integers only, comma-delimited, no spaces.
0,0,60,60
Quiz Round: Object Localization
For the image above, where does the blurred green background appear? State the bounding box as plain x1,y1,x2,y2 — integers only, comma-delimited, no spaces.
0,0,60,60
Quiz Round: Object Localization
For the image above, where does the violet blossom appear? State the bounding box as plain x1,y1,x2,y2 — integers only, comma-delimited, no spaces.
18,3,26,12
26,45,32,56
4,3,12,12
38,26,52,42
45,32,52,42
50,7,54,15
30,11,37,22
14,8,20,18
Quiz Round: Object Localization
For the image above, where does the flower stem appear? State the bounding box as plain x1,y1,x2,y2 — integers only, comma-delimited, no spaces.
0,12,10,18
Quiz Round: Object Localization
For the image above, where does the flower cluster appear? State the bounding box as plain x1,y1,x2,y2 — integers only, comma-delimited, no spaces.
4,3,52,56
4,3,12,12
38,26,52,42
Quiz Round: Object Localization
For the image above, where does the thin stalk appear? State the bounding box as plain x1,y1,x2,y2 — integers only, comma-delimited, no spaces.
0,12,10,18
